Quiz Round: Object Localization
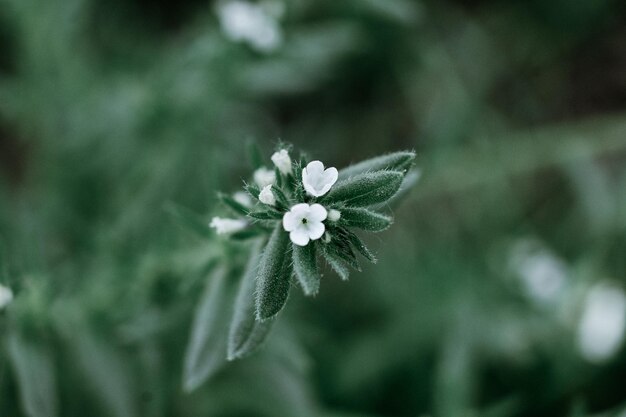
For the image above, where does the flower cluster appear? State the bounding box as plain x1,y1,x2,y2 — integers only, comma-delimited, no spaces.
204,145,417,360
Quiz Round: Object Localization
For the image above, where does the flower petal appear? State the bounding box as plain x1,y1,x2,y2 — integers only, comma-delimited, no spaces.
290,228,310,246
322,167,338,188
282,211,298,232
307,221,325,240
308,204,328,222
306,160,325,176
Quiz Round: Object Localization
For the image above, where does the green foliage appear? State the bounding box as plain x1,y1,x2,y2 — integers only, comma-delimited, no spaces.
183,266,232,392
255,224,292,321
340,207,393,232
0,0,625,415
293,244,321,296
227,240,274,360
323,171,404,207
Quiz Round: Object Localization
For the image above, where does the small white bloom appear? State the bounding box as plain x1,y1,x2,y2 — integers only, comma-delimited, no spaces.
577,282,626,363
282,203,328,246
0,284,13,309
253,167,276,188
216,1,283,52
328,209,341,222
258,185,276,206
210,217,248,235
302,160,338,197
233,191,253,208
271,149,292,175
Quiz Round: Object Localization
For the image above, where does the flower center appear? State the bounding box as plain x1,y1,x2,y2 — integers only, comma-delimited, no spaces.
301,218,308,224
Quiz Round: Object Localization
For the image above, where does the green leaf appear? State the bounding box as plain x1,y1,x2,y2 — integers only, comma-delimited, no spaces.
218,192,250,216
292,243,321,296
244,182,261,201
163,202,212,239
320,247,350,280
228,240,274,360
371,168,421,210
183,266,233,392
341,207,393,232
248,209,283,220
271,185,290,209
229,228,266,241
8,332,58,417
338,151,416,180
323,171,404,207
323,234,361,271
255,224,292,321
342,228,377,263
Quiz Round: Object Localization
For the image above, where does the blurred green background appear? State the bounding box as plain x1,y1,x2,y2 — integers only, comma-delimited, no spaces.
1,0,626,416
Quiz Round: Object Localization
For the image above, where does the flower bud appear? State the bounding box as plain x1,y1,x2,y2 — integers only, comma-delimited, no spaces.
210,217,247,235
0,284,13,309
271,149,292,175
328,209,341,222
253,167,276,188
259,185,276,206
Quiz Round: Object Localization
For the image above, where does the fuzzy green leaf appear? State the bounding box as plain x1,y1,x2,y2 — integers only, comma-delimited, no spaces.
8,332,58,417
228,240,274,360
321,247,350,280
323,170,404,207
341,207,393,232
248,209,282,220
323,234,361,271
293,243,321,296
271,185,290,209
338,151,416,180
255,224,292,321
164,202,212,239
342,228,377,263
218,193,250,216
183,266,233,392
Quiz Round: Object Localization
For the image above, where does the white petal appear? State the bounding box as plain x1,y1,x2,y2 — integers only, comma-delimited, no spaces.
322,167,338,187
307,221,325,240
290,203,310,216
290,229,310,246
308,204,328,222
303,180,319,197
305,160,325,176
283,211,298,232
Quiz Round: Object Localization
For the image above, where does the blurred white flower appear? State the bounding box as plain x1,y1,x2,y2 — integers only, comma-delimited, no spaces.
0,284,13,309
216,1,283,52
210,217,247,235
302,161,338,197
328,209,341,222
253,167,276,188
282,203,327,246
508,239,568,305
233,191,253,208
271,149,292,175
258,184,276,206
577,282,626,363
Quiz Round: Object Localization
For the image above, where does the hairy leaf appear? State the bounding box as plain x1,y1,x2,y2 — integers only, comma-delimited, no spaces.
323,234,361,271
255,224,292,321
164,202,212,239
341,207,393,232
183,266,233,392
8,332,58,417
320,247,350,280
218,192,250,216
342,228,377,263
228,240,274,360
323,171,404,207
248,209,283,221
338,151,416,180
293,243,321,296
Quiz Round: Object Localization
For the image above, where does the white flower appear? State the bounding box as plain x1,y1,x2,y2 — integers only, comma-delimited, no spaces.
253,167,276,188
302,160,338,197
258,185,276,206
216,1,283,52
210,217,248,235
271,149,292,175
233,191,253,208
0,284,13,309
328,209,341,222
282,203,328,246
577,282,626,363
